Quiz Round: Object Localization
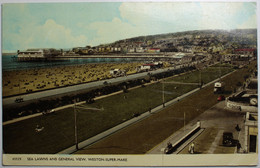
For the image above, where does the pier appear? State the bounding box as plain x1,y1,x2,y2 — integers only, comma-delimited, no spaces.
16,52,191,61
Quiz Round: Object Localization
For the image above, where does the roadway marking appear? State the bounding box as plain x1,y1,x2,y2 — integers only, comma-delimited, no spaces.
3,113,43,126
207,130,223,154
162,81,200,85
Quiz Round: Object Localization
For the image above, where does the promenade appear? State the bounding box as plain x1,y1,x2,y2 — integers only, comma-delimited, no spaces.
3,63,189,106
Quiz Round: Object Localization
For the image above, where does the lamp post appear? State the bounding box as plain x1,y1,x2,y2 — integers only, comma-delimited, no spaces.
200,70,201,86
74,103,79,150
184,111,186,131
73,103,103,151
162,80,165,107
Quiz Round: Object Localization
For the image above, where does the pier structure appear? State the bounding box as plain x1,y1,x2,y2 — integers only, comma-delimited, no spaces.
16,49,195,61
17,48,62,61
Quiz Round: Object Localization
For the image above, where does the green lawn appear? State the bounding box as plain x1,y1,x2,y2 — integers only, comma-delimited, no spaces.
169,66,233,83
3,62,249,154
77,61,256,154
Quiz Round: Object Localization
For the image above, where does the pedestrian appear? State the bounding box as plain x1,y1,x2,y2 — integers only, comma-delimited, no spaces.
164,142,173,154
237,142,241,153
35,124,44,132
235,124,241,131
189,142,195,154
167,142,172,149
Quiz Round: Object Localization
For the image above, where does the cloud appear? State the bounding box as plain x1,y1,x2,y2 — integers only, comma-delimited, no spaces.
4,19,88,50
197,3,243,29
84,2,257,46
36,20,87,48
120,2,200,25
119,2,256,31
2,2,257,51
88,17,144,45
118,2,202,32
238,14,257,29
88,2,202,45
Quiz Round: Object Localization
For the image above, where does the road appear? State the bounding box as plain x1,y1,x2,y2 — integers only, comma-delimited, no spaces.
3,63,195,106
148,100,246,154
180,100,246,154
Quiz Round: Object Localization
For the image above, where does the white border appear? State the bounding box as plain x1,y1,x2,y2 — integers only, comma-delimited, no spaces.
0,0,259,168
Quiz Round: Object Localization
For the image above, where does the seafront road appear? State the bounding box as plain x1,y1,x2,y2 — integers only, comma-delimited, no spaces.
3,64,191,106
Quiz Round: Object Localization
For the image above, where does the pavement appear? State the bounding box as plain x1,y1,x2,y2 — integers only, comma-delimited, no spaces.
148,100,247,154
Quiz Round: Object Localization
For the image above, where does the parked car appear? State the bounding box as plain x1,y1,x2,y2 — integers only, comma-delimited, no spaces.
222,132,238,147
217,95,225,101
214,82,225,94
42,109,55,115
15,97,24,103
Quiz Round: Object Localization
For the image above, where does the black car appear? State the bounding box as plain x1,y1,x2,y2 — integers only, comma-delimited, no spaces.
222,132,238,147
15,97,24,103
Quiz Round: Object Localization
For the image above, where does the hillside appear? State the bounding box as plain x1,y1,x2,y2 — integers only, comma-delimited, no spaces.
97,29,257,54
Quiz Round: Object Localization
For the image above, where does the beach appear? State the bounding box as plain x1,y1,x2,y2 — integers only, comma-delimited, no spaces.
2,62,147,97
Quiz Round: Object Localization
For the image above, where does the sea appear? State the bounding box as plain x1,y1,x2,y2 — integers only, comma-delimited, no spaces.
1,55,145,72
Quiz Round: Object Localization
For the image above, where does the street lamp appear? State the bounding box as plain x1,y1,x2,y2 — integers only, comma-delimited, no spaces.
73,102,103,150
184,111,186,131
74,104,79,150
162,80,165,107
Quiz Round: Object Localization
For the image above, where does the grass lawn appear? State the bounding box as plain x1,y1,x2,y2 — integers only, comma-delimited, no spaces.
3,62,255,154
169,66,233,83
76,61,256,154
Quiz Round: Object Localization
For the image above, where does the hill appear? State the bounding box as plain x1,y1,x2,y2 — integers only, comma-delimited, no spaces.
96,29,257,54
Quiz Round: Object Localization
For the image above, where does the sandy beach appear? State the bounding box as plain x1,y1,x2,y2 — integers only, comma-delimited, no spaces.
2,62,149,97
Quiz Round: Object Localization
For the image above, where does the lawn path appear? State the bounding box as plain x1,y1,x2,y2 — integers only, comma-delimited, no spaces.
207,130,223,154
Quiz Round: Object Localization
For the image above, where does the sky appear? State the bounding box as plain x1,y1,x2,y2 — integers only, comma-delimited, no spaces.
1,1,258,52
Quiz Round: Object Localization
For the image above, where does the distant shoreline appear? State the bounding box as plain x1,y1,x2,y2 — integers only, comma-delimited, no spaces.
1,54,146,72
2,53,16,56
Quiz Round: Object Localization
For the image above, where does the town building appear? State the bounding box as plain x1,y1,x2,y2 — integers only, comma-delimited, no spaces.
233,48,257,57
225,75,258,153
244,112,258,153
181,55,195,63
147,48,160,53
